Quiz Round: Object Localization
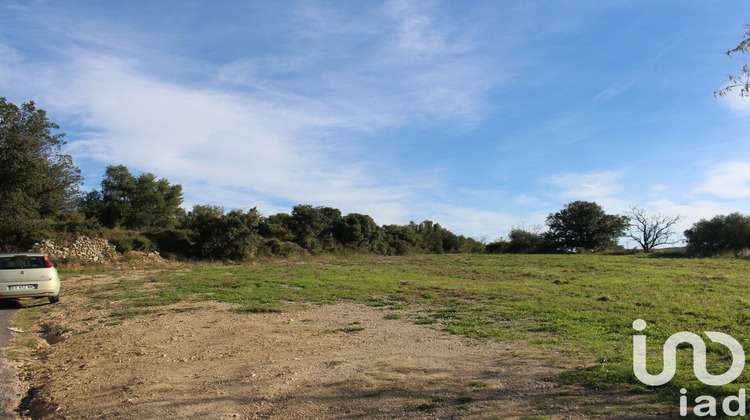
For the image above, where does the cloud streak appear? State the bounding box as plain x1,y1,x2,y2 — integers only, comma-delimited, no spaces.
547,170,624,200
54,55,409,213
0,0,511,230
693,161,750,199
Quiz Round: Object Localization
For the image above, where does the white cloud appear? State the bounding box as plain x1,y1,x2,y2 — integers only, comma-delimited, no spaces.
693,161,750,199
719,89,750,116
514,194,543,206
547,170,624,200
0,0,514,235
415,204,517,240
0,42,21,67
208,1,500,131
641,199,740,243
22,55,410,220
387,0,468,57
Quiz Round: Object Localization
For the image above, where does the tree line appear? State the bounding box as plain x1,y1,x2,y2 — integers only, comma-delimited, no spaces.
485,202,750,257
2,97,750,259
75,167,486,258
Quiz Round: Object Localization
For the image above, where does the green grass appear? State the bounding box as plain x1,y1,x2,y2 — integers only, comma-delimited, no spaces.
94,253,750,409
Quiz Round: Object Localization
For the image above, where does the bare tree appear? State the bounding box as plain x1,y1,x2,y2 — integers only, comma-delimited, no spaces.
626,207,683,253
475,234,492,245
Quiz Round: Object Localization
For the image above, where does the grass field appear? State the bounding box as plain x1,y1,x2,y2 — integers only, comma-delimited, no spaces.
70,253,750,410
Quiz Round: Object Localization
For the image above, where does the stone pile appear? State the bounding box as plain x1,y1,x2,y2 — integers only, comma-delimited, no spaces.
33,236,117,263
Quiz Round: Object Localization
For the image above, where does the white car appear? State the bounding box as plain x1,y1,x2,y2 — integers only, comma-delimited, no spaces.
0,253,61,303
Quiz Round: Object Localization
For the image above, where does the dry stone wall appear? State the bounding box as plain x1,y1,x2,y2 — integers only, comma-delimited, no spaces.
33,236,117,263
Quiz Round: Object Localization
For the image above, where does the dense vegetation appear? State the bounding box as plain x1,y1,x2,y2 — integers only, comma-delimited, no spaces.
684,212,750,256
0,98,82,247
1,97,749,259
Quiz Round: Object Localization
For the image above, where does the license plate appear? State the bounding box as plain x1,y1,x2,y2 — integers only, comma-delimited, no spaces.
9,285,37,291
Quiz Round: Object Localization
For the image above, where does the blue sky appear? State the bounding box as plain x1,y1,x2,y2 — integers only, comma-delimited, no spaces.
1,1,749,244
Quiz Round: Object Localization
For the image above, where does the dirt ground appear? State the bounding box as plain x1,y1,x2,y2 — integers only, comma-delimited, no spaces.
8,271,673,419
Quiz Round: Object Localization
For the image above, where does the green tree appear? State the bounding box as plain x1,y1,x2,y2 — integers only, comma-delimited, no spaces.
715,24,750,98
414,220,445,253
290,205,342,253
383,224,418,255
451,234,485,254
92,165,136,227
545,201,629,252
130,172,184,228
684,212,750,256
0,98,82,247
332,213,387,254
184,205,260,260
258,212,294,242
83,165,183,229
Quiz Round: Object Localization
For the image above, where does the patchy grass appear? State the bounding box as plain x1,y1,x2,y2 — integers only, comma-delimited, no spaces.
469,381,490,389
11,306,39,332
109,308,158,319
62,253,750,410
340,326,365,334
6,307,42,362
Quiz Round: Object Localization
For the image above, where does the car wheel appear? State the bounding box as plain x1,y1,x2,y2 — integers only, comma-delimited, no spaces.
48,294,60,304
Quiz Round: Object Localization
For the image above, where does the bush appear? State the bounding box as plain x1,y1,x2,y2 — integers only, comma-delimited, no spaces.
684,212,750,256
386,239,413,255
258,239,309,258
50,212,102,237
106,231,156,253
290,205,341,254
258,213,294,242
332,213,387,254
144,229,193,258
485,239,509,254
507,228,547,253
108,235,135,253
185,205,260,260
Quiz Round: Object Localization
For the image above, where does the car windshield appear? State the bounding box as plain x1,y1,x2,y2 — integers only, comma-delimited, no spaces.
0,256,49,269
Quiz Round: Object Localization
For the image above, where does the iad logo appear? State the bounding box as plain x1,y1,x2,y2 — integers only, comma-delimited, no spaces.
632,319,747,417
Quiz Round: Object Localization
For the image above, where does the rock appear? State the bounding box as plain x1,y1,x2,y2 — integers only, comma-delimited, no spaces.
31,236,116,264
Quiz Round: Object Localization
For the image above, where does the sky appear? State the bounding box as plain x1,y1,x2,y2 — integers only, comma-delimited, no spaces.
1,0,749,245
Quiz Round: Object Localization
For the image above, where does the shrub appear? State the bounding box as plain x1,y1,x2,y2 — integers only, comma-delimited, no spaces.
507,228,547,253
684,212,750,256
184,205,260,260
106,231,156,253
485,239,509,254
144,229,193,258
258,239,309,258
